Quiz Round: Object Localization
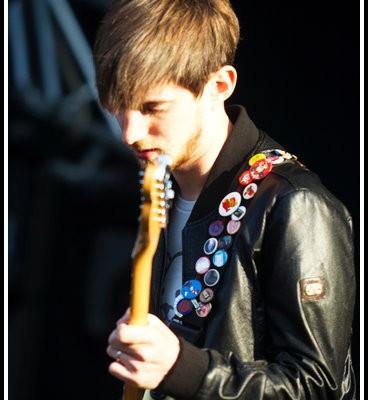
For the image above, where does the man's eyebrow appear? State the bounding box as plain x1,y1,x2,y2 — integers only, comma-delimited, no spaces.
143,99,174,105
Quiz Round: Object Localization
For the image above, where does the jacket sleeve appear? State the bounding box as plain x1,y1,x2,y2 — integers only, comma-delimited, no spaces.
158,189,356,399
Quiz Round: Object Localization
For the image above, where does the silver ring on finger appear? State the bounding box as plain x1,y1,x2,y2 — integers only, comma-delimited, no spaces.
115,350,123,362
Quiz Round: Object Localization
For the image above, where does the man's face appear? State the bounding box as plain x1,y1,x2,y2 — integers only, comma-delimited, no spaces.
115,82,214,170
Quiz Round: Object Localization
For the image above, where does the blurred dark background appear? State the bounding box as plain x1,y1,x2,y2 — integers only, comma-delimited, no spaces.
7,0,361,399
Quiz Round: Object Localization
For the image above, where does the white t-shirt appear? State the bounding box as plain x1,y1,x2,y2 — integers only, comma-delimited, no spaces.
160,195,195,324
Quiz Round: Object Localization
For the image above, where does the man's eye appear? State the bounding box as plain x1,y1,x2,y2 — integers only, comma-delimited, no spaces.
141,103,164,115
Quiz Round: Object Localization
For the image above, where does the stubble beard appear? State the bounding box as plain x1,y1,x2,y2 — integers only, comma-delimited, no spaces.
171,127,202,170
131,127,203,171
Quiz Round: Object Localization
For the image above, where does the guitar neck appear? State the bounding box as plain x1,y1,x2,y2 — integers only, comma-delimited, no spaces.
123,385,145,400
129,234,161,325
122,155,174,400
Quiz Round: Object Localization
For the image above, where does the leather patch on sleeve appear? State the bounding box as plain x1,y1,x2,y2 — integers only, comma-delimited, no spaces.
299,277,326,302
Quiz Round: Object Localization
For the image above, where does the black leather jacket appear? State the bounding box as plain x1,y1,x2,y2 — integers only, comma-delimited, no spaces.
151,105,356,399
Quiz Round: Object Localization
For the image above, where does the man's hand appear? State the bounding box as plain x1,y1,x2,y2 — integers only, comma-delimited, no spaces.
106,309,180,389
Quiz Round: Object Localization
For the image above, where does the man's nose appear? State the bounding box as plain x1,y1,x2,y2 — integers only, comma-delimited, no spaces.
116,111,149,145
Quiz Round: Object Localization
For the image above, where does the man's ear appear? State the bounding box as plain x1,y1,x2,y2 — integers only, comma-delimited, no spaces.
210,65,237,101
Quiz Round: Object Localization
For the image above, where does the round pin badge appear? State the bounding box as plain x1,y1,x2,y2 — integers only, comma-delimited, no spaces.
212,250,228,267
267,154,284,164
249,158,272,180
219,192,241,217
196,302,212,318
227,219,241,235
175,298,193,316
203,237,218,255
199,288,215,303
181,279,202,299
217,235,232,251
239,170,253,186
203,269,220,287
231,205,246,221
242,182,258,200
195,256,211,275
249,153,266,166
208,220,225,237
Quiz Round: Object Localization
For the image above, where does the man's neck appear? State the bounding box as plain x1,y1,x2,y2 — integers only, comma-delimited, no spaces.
173,112,233,201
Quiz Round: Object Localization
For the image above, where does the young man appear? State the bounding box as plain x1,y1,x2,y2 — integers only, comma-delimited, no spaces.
93,1,356,399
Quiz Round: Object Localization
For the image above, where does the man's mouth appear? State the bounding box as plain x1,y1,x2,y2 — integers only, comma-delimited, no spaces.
133,148,161,161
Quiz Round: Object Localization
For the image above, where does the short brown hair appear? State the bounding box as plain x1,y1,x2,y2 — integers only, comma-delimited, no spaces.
93,0,240,113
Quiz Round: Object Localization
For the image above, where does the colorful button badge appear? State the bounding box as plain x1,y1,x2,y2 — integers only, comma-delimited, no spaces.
219,192,241,217
181,279,202,299
267,154,284,164
175,298,193,317
217,235,232,251
199,288,215,303
195,256,211,275
239,170,253,186
204,269,220,287
242,183,258,200
203,237,218,255
249,153,266,166
196,302,212,318
249,158,272,180
212,250,228,267
227,219,241,235
208,220,225,237
231,206,246,221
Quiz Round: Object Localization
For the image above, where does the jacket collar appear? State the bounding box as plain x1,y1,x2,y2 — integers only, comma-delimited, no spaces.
188,105,260,222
